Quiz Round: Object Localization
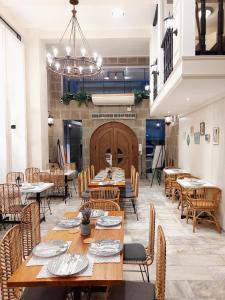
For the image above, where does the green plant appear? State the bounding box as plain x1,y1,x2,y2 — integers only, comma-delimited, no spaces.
61,91,92,106
134,90,149,105
81,208,92,225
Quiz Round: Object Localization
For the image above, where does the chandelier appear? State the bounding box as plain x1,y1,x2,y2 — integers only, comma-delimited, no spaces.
46,0,102,78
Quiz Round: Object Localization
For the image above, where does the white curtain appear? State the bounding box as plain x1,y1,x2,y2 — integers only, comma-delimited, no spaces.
0,21,27,182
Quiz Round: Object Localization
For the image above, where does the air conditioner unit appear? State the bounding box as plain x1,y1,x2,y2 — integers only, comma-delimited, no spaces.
92,93,135,106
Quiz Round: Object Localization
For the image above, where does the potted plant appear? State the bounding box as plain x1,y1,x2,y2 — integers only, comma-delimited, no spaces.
80,208,92,236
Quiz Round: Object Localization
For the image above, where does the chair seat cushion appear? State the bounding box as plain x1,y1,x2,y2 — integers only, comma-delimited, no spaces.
108,281,155,300
123,243,147,262
191,200,216,208
21,286,67,300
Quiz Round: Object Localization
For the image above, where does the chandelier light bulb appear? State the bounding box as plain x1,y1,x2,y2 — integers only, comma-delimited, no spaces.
81,48,86,57
55,62,60,70
67,66,71,73
66,46,71,56
53,48,58,57
79,66,83,73
47,52,52,59
48,57,53,66
90,65,93,73
93,52,98,61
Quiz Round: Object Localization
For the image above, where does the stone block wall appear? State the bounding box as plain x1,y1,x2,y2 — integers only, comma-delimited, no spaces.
48,72,150,177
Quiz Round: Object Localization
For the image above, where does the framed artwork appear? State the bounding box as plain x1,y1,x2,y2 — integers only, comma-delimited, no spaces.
213,127,219,145
194,132,200,144
200,122,205,136
190,126,194,136
205,134,210,143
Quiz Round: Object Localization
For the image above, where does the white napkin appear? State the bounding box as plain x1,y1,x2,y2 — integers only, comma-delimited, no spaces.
27,241,72,266
87,253,120,264
36,261,94,278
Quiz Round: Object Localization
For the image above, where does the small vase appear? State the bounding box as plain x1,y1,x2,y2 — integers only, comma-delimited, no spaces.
80,223,91,236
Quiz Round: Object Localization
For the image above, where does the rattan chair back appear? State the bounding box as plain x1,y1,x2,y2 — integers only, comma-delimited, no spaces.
89,187,120,204
0,225,23,300
80,200,120,211
147,204,156,261
86,167,91,185
134,172,139,197
25,167,40,183
49,163,60,171
83,169,88,191
155,225,166,300
21,202,41,258
90,165,95,179
0,184,22,214
78,171,84,198
6,172,24,184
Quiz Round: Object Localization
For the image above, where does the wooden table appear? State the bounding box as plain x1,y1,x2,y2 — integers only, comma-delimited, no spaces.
163,168,189,176
88,169,125,188
8,211,124,288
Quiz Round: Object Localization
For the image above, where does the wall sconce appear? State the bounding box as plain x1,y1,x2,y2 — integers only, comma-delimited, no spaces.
165,116,172,126
48,112,54,127
151,59,159,75
164,13,178,36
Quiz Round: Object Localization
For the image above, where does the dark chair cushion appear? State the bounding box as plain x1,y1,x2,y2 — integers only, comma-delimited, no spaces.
21,286,67,300
108,281,155,300
120,191,135,198
124,243,147,262
82,190,90,200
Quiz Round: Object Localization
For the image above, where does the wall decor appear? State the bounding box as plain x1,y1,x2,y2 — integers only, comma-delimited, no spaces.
190,126,194,136
213,127,219,145
194,132,200,144
186,134,190,146
200,122,205,136
205,134,210,142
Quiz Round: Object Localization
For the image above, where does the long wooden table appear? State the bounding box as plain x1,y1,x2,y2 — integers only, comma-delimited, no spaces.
88,169,126,188
8,211,124,288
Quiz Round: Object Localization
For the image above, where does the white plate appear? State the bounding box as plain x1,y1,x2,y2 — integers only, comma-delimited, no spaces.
89,240,122,256
47,254,89,276
57,218,81,228
96,216,122,227
91,209,104,218
32,240,68,258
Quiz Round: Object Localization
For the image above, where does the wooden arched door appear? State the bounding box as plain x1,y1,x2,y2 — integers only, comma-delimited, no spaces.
90,122,138,177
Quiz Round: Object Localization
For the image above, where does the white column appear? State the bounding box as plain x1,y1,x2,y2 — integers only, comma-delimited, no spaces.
25,29,49,170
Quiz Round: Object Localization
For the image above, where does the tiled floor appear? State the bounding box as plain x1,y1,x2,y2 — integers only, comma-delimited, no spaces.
1,180,225,299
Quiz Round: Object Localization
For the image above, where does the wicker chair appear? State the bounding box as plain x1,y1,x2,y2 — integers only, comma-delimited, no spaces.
90,165,95,179
186,187,222,233
49,172,66,202
120,172,139,220
80,200,120,211
0,225,67,300
170,173,191,202
64,162,76,170
89,187,120,204
86,167,91,185
25,167,40,183
6,172,24,184
0,184,24,225
78,172,84,198
123,204,155,282
49,162,60,171
108,225,166,300
21,202,41,258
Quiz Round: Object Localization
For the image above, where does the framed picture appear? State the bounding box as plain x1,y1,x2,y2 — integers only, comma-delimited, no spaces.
213,127,219,145
194,132,200,144
190,126,194,136
205,134,210,143
200,122,205,136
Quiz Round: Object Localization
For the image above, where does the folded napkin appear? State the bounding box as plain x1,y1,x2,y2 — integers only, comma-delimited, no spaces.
87,253,120,264
27,241,72,266
36,261,94,278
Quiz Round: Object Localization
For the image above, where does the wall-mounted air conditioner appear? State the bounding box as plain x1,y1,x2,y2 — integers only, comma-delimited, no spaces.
92,93,135,106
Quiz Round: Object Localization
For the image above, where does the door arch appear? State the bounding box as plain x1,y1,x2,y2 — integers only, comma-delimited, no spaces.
90,122,138,177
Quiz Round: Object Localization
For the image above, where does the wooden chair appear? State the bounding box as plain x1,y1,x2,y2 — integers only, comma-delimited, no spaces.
170,173,191,202
49,173,66,202
49,162,60,171
186,187,221,233
108,225,166,300
64,162,76,170
123,204,155,282
21,202,41,258
0,184,24,225
78,172,84,198
80,200,120,212
0,225,67,300
90,165,95,179
6,172,24,184
86,167,91,185
83,169,88,191
120,172,139,220
25,167,40,183
89,187,120,204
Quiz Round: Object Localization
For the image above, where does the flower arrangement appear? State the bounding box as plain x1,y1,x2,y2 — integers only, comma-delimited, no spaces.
81,208,92,225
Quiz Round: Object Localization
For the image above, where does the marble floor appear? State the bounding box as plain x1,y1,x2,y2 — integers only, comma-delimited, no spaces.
1,180,225,299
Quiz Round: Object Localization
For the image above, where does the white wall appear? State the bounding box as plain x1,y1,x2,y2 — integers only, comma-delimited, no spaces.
178,97,225,229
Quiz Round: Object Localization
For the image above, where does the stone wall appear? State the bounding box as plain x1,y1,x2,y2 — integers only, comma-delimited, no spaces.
165,119,179,167
48,72,150,177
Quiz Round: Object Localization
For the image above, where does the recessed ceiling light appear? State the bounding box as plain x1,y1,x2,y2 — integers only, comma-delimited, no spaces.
112,8,125,18
186,97,190,101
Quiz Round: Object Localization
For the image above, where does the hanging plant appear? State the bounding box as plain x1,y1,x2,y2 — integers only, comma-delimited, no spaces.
61,92,92,106
134,90,150,105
